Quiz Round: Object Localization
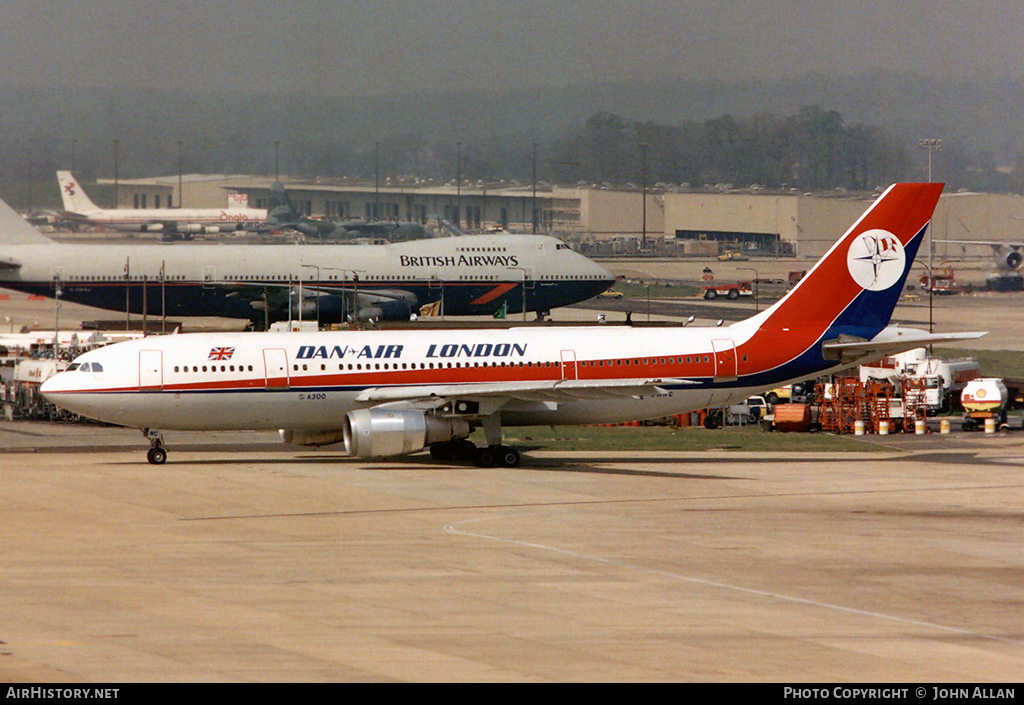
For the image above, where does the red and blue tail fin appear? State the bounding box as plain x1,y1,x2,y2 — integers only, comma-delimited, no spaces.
757,183,942,339
734,183,943,382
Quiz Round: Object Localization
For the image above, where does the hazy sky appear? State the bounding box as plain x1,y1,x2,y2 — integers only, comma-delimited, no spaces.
2,0,1022,96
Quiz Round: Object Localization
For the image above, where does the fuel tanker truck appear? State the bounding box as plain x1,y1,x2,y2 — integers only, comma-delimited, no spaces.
960,378,1009,431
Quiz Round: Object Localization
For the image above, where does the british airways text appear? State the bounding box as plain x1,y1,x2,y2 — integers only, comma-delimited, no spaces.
399,254,520,268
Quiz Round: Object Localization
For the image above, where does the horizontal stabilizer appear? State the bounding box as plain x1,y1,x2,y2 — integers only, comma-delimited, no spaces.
0,256,23,269
822,327,986,365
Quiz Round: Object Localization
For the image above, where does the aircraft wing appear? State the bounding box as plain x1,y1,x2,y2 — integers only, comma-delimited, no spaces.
356,377,697,406
822,327,986,365
936,239,1024,248
222,282,415,301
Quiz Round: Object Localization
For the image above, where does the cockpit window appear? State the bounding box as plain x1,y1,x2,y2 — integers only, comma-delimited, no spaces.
79,363,91,372
77,362,103,372
91,362,103,372
67,363,80,372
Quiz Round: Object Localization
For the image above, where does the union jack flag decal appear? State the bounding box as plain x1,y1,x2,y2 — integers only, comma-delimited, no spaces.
208,347,235,361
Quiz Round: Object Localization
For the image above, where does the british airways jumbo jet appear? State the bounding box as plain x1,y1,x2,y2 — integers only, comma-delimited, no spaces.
42,183,983,467
0,193,614,324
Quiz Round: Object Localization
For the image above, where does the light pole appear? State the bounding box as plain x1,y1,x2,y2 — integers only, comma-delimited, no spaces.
738,267,759,312
919,138,941,336
301,263,321,326
27,138,33,215
178,140,184,208
456,141,462,230
53,277,61,359
113,139,119,208
640,142,648,251
532,142,537,234
324,267,365,326
918,139,941,183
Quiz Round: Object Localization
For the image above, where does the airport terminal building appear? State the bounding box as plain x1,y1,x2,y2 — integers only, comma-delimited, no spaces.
104,175,1024,262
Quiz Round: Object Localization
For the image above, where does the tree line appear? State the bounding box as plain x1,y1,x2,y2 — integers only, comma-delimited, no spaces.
0,101,1015,211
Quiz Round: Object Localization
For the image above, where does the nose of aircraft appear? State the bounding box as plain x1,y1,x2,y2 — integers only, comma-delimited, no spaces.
40,372,73,405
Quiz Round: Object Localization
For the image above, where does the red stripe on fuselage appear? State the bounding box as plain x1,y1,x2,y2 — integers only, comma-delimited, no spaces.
70,351,721,395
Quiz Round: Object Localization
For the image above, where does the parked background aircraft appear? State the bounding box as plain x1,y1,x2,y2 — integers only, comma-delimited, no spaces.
331,220,429,242
259,182,337,239
936,239,1024,270
41,183,983,467
259,183,428,242
0,195,614,325
58,171,268,239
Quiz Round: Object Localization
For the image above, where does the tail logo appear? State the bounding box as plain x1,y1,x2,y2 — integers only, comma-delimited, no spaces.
63,182,76,196
847,229,906,291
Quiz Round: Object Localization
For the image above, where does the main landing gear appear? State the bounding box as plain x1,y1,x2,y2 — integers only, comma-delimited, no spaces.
144,429,167,465
428,439,521,467
427,412,522,467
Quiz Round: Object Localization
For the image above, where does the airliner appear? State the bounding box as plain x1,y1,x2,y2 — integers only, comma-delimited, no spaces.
935,239,1024,270
58,171,267,237
41,183,984,467
0,195,614,324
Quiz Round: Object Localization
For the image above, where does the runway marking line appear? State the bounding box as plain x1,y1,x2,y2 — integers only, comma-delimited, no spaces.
444,510,1024,647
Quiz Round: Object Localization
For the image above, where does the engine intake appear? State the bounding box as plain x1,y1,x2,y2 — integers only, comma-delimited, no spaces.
343,408,470,458
998,245,1023,270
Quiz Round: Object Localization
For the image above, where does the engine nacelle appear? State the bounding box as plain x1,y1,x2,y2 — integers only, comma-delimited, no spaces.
997,245,1023,270
202,225,222,234
289,298,319,320
176,223,204,234
356,300,413,321
342,409,470,458
279,429,346,447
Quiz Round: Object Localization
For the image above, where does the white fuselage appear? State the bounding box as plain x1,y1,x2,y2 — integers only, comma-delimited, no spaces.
39,321,842,433
71,206,268,233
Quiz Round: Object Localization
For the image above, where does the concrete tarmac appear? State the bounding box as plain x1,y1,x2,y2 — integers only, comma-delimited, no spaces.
1,422,1021,682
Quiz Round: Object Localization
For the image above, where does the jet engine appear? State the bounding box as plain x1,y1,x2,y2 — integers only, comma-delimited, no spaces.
356,300,412,322
997,245,1023,270
342,409,471,458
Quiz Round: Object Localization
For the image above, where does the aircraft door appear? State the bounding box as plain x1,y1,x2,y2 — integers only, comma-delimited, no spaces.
560,349,578,380
712,339,738,382
139,350,163,390
263,348,289,389
519,266,536,313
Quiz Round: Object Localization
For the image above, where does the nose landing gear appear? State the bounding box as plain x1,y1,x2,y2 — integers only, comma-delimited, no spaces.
144,429,167,465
